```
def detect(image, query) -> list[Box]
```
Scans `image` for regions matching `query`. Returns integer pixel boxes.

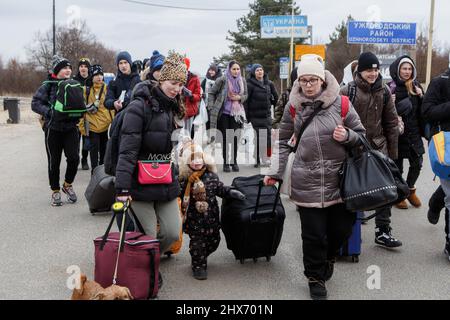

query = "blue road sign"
[279,57,289,79]
[261,15,308,39]
[347,21,416,45]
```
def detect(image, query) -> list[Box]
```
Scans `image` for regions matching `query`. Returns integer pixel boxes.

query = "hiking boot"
[308,277,327,300]
[324,258,336,281]
[428,208,441,225]
[375,226,402,248]
[193,269,207,280]
[407,187,422,208]
[223,165,231,173]
[51,191,63,207]
[232,164,240,172]
[81,159,89,170]
[62,184,77,203]
[395,199,408,210]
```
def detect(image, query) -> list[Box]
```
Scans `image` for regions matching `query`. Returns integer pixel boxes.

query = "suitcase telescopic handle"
[254,178,283,217]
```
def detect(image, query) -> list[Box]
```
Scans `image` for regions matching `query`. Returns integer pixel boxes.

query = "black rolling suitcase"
[221,174,285,264]
[84,165,116,214]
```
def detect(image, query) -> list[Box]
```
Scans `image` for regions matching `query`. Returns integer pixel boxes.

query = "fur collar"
[178,153,217,179]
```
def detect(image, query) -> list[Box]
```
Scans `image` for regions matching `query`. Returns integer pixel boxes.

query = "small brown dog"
[71,274,134,300]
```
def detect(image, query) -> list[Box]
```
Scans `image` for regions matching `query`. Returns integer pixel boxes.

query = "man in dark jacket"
[105,51,141,114]
[73,57,92,170]
[341,52,401,249]
[31,55,80,207]
[246,64,278,167]
[422,68,450,260]
[73,57,93,88]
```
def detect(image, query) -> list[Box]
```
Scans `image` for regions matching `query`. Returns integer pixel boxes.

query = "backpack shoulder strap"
[134,97,153,132]
[383,85,391,107]
[347,82,357,104]
[341,95,350,121]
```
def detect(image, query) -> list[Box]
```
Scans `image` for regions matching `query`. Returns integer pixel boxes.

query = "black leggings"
[218,114,240,165]
[88,131,108,172]
[45,127,80,191]
[298,204,356,281]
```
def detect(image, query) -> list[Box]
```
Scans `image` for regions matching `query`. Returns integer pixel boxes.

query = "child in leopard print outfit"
[179,141,244,280]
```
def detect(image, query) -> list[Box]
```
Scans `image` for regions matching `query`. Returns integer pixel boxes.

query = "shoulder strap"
[135,97,153,132]
[383,85,391,107]
[293,106,322,153]
[348,82,357,104]
[341,95,350,121]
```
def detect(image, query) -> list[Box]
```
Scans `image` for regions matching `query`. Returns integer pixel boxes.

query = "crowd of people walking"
[30,48,450,300]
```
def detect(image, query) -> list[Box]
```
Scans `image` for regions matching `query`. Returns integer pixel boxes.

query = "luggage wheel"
[352,255,359,263]
[240,258,245,264]
[266,256,271,262]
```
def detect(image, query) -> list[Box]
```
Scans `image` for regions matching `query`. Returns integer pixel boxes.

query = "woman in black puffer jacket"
[115,51,187,253]
[389,55,425,209]
[246,64,278,167]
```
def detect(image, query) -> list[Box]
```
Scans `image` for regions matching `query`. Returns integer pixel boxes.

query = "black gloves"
[86,102,99,114]
[229,189,246,200]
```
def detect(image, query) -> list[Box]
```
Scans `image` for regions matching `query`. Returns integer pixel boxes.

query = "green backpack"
[45,79,86,118]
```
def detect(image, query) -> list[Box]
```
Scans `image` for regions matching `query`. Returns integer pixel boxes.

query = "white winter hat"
[297,54,325,81]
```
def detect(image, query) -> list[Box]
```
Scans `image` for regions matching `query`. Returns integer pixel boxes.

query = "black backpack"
[104,97,152,176]
[55,79,86,116]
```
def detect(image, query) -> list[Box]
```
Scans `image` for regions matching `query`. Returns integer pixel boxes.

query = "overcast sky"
[1,0,448,74]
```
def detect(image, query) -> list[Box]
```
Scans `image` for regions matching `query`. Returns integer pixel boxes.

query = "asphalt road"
[1,105,449,300]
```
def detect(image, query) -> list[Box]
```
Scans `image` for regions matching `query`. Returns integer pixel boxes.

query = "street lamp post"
[53,0,56,56]
[425,0,435,89]
[288,1,295,88]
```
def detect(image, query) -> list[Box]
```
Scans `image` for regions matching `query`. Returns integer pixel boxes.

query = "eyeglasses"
[299,78,319,86]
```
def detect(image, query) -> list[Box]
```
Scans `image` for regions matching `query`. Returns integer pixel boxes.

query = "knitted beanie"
[91,64,104,77]
[78,57,91,69]
[296,54,325,81]
[116,51,132,66]
[357,52,380,72]
[159,51,187,84]
[52,55,72,75]
[149,50,165,71]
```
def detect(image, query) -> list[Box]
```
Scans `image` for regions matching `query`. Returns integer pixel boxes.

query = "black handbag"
[339,134,400,212]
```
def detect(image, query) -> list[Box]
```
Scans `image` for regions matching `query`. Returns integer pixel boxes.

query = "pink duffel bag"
[94,204,161,300]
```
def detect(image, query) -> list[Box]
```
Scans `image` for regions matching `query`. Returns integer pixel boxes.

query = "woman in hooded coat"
[388,55,425,209]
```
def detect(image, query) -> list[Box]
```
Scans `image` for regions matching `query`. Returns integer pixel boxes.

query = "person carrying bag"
[339,133,409,214]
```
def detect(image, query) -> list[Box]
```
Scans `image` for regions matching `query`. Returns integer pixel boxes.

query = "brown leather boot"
[407,187,422,208]
[395,199,408,209]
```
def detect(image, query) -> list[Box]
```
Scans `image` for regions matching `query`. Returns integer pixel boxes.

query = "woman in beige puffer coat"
[265,55,365,300]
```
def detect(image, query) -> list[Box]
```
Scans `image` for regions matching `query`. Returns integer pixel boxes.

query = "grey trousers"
[132,199,181,253]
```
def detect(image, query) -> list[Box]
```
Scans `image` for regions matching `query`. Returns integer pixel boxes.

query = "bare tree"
[26,20,116,73]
